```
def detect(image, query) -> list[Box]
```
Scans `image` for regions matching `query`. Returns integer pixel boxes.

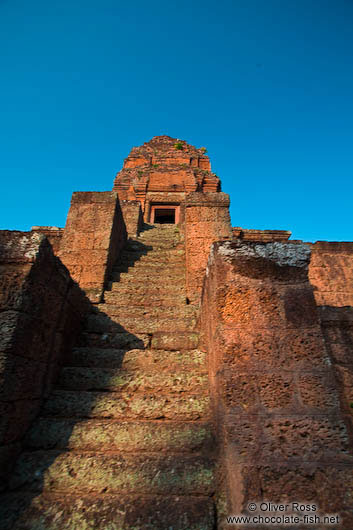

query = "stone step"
[57,366,208,393]
[103,290,187,306]
[135,242,180,249]
[115,250,184,261]
[134,241,180,250]
[1,492,215,530]
[98,304,194,321]
[137,232,180,239]
[139,224,180,230]
[137,229,180,237]
[115,256,185,269]
[142,224,180,230]
[135,227,180,235]
[108,282,186,295]
[113,275,185,289]
[120,246,184,258]
[110,275,185,286]
[67,347,206,369]
[113,257,184,271]
[76,330,200,353]
[25,418,213,452]
[43,390,210,420]
[79,330,150,350]
[140,246,184,256]
[85,310,193,334]
[140,248,185,258]
[112,261,185,274]
[83,312,196,335]
[98,314,195,333]
[11,451,215,496]
[151,331,200,350]
[137,232,180,240]
[116,269,185,282]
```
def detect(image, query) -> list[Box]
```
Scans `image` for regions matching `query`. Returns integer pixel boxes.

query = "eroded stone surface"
[201,236,353,529]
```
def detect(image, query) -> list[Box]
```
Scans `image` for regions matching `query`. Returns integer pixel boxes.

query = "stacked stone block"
[0,232,89,498]
[1,224,216,529]
[200,240,353,528]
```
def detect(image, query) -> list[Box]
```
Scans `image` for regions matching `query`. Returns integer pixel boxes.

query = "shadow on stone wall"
[318,305,353,437]
[0,236,182,529]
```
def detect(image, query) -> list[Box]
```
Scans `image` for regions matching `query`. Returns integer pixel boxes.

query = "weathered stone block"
[0,353,46,400]
[262,416,351,460]
[258,373,294,410]
[298,373,340,410]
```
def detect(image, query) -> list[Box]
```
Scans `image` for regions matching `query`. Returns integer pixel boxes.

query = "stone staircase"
[2,224,216,529]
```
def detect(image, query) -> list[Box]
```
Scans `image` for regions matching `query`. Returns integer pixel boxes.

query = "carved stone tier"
[113,136,220,210]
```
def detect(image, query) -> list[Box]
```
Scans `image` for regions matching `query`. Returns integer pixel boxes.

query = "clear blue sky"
[1,0,352,241]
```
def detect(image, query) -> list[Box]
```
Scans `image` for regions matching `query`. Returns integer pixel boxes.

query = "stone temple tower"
[113,135,221,216]
[113,135,232,304]
[1,135,352,529]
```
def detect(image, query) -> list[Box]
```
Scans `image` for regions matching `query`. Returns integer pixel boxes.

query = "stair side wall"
[119,200,144,238]
[200,240,353,528]
[185,192,232,305]
[309,241,353,308]
[0,231,90,490]
[58,192,127,303]
[309,241,353,444]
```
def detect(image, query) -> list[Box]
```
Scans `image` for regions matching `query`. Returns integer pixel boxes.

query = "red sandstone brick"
[262,416,350,460]
[220,327,329,371]
[220,373,258,411]
[79,265,107,286]
[258,373,294,410]
[298,373,340,410]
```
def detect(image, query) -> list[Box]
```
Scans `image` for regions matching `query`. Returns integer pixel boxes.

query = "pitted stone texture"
[218,327,330,371]
[223,412,352,463]
[309,242,353,307]
[201,237,352,525]
[221,463,353,527]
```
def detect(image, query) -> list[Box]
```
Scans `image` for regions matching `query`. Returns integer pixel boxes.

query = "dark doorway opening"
[154,208,176,224]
